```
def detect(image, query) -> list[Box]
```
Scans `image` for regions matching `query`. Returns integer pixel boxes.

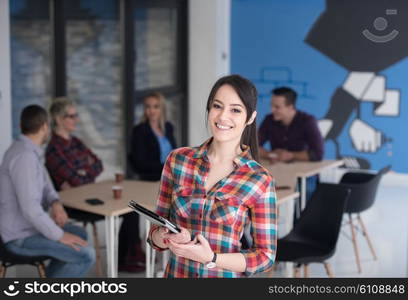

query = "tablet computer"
[128,200,181,233]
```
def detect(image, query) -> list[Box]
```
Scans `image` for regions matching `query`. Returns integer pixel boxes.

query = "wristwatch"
[205,252,217,269]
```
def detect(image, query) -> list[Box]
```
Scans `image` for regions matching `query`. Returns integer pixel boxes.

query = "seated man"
[259,87,324,163]
[0,105,95,278]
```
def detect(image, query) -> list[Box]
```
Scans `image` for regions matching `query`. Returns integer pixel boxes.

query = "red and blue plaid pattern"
[150,138,277,277]
[45,133,103,190]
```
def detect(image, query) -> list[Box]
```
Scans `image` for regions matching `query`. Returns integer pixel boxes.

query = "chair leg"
[349,214,362,273]
[304,264,310,278]
[37,263,46,278]
[323,263,334,278]
[267,263,276,278]
[357,214,377,260]
[0,264,6,278]
[91,222,104,277]
[294,264,302,278]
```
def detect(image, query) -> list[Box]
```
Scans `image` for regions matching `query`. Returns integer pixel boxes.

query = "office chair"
[0,235,49,278]
[276,183,350,277]
[339,165,391,273]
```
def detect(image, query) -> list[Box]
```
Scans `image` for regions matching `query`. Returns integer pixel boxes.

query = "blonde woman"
[129,92,177,181]
[45,97,103,190]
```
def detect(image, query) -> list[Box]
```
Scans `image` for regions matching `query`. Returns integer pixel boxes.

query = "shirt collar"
[193,137,253,168]
[19,135,44,158]
[51,132,72,146]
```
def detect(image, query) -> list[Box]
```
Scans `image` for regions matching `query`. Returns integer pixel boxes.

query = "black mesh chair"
[276,183,350,277]
[339,165,391,273]
[0,236,50,278]
[64,207,104,277]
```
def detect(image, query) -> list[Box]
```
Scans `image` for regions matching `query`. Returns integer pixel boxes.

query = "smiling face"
[208,84,255,144]
[271,95,295,122]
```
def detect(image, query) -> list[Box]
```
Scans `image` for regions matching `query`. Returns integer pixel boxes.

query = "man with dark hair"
[20,105,49,135]
[258,86,324,163]
[272,87,297,106]
[0,105,95,277]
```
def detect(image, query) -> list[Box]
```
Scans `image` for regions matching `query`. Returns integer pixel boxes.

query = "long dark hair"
[206,74,259,162]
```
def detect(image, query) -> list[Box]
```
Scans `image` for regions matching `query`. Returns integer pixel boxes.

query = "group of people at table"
[0,74,324,278]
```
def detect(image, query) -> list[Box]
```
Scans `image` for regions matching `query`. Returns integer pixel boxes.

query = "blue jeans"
[5,223,95,278]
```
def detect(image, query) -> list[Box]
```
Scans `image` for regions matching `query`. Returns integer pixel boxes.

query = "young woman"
[148,75,277,277]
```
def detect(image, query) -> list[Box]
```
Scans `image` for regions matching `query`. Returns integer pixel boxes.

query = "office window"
[65,0,122,175]
[10,0,51,138]
[9,0,187,175]
[134,6,178,91]
[133,0,187,147]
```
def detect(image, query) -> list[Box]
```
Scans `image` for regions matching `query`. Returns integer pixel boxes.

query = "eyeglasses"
[63,113,79,119]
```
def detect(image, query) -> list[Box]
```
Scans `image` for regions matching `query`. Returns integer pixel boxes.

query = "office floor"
[6,185,408,278]
[270,185,408,278]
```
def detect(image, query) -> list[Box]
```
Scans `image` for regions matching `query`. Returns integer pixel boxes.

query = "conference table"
[261,159,344,211]
[59,179,159,278]
[59,179,299,278]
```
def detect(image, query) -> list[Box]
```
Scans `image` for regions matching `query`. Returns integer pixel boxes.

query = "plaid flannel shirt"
[149,138,277,277]
[45,133,103,190]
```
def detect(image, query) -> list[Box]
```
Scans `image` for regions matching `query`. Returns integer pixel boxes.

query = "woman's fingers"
[196,234,206,244]
[163,227,191,244]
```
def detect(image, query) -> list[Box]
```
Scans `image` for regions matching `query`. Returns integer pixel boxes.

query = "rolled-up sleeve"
[240,176,277,276]
[10,153,63,241]
[147,151,175,251]
[305,116,324,161]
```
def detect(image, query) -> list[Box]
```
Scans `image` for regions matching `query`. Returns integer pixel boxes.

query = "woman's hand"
[167,234,214,264]
[163,227,191,244]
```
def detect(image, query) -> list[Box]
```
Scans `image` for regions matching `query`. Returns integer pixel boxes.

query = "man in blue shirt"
[0,105,95,277]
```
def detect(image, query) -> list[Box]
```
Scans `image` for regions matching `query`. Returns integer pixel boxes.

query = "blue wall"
[231,0,408,172]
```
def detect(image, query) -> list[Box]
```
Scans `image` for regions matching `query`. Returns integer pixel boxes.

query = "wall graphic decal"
[305,0,406,168]
[231,0,408,172]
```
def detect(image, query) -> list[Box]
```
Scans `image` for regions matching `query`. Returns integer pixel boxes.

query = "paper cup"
[112,185,123,199]
[115,172,124,183]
